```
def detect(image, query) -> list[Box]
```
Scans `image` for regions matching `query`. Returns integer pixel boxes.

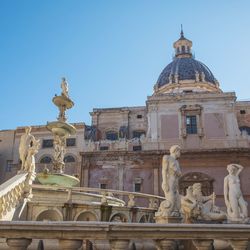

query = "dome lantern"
[173,26,193,59]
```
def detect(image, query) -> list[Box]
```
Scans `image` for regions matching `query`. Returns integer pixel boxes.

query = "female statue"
[224,164,248,221]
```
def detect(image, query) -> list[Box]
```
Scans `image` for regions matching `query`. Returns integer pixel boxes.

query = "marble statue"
[181,183,226,223]
[19,127,35,170]
[61,77,69,98]
[224,164,248,222]
[156,145,182,219]
[23,138,40,173]
[181,186,201,223]
[53,135,66,172]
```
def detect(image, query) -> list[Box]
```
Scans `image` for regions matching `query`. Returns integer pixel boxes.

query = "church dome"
[154,29,221,94]
[157,57,217,87]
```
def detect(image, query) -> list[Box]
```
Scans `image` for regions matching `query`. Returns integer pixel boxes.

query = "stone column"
[192,240,213,250]
[110,240,130,250]
[6,238,32,250]
[155,239,176,250]
[58,239,83,250]
[230,240,249,250]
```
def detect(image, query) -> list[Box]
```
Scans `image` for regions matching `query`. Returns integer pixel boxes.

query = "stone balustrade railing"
[32,184,164,209]
[0,221,249,249]
[0,173,28,220]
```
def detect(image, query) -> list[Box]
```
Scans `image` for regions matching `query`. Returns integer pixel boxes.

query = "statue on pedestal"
[23,137,40,173]
[19,127,35,171]
[155,145,182,222]
[61,77,69,98]
[224,164,248,223]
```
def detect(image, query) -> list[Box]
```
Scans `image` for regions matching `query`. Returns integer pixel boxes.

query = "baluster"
[101,191,108,204]
[128,194,135,207]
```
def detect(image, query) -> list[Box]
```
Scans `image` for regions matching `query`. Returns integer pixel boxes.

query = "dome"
[157,57,217,88]
[154,29,220,94]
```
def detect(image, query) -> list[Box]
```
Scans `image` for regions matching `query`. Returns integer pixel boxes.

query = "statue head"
[192,183,202,196]
[170,145,181,159]
[186,186,193,196]
[25,126,32,134]
[227,164,238,175]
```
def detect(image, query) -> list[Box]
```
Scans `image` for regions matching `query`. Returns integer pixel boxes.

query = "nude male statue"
[161,145,182,215]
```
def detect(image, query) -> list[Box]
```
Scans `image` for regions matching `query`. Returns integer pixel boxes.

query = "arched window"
[64,155,76,163]
[106,131,118,141]
[40,156,52,164]
[179,172,214,196]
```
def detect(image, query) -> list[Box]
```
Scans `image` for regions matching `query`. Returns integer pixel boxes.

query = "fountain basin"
[52,95,74,109]
[36,172,80,187]
[47,121,76,137]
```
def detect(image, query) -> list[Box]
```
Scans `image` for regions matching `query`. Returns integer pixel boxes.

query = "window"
[181,45,185,52]
[240,110,246,114]
[100,183,107,189]
[186,115,197,134]
[66,138,76,147]
[100,146,109,151]
[134,177,142,192]
[133,131,145,139]
[133,145,142,151]
[40,156,52,164]
[42,139,53,148]
[64,155,76,163]
[137,114,143,119]
[5,160,13,172]
[106,131,118,141]
[180,104,203,138]
[239,126,250,135]
[134,183,141,192]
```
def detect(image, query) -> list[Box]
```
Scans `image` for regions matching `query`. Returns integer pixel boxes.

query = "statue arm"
[235,164,243,176]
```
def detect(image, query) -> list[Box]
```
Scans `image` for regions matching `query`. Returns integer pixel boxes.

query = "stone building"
[0,30,250,210]
[0,123,84,184]
[1,31,250,250]
[80,31,250,209]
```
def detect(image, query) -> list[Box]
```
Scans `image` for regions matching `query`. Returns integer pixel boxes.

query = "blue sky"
[1,1,250,130]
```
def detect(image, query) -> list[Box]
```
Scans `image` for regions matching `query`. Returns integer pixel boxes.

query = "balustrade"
[0,173,30,220]
[0,222,249,250]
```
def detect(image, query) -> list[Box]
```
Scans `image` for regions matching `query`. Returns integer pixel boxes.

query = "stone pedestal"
[155,239,176,250]
[6,238,32,250]
[110,240,130,250]
[192,240,213,250]
[230,240,249,250]
[58,239,83,250]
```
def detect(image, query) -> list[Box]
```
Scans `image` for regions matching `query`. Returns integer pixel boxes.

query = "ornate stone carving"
[53,135,66,173]
[181,183,226,223]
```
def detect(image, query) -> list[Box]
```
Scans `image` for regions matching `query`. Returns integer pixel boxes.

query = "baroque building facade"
[80,31,250,210]
[1,31,250,211]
